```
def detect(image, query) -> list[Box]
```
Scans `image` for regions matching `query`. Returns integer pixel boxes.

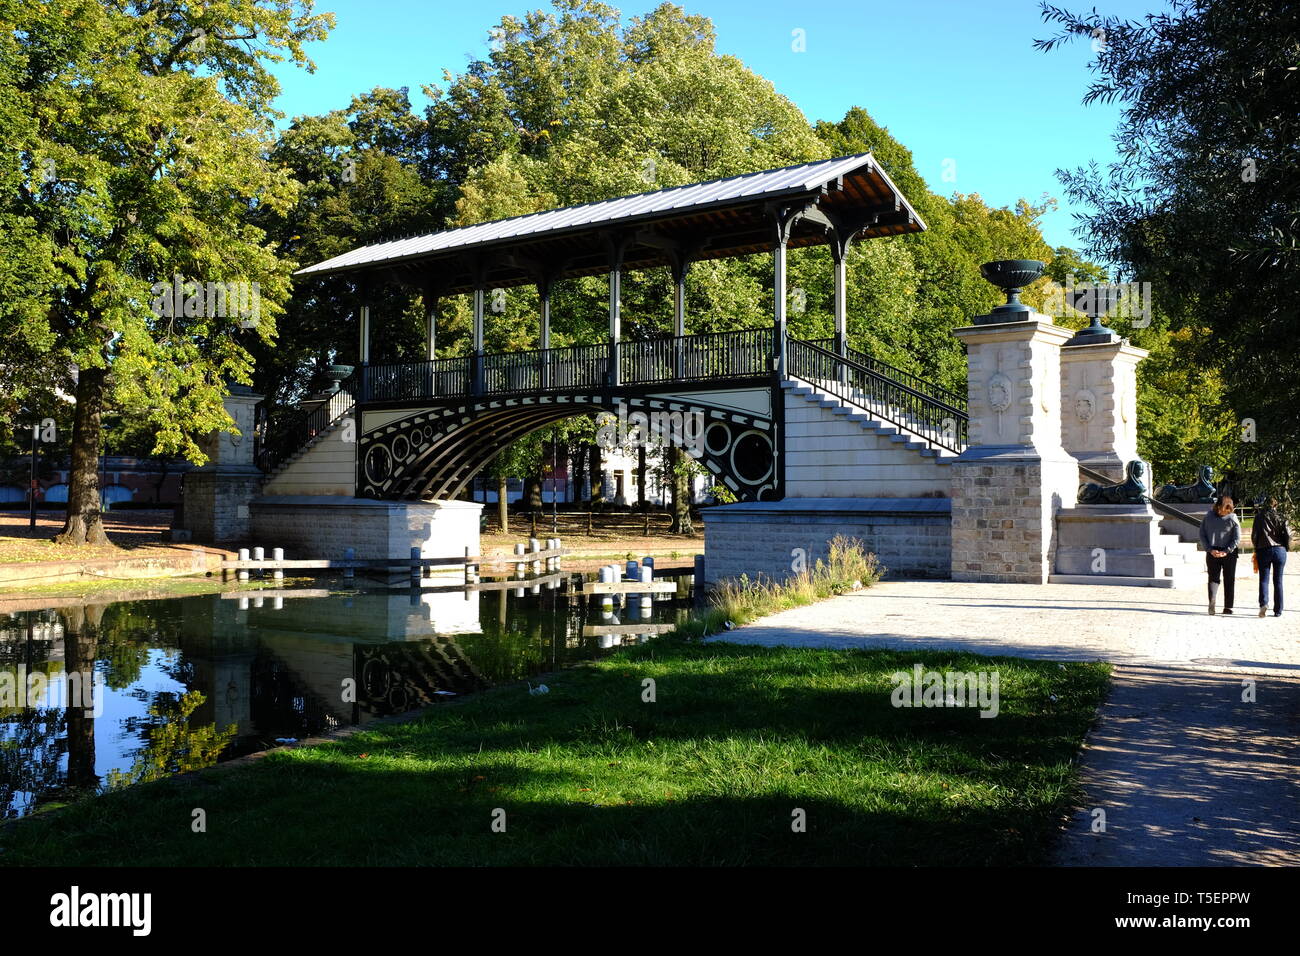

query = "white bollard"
[237,547,249,582]
[344,547,355,579]
[515,542,526,577]
[272,547,284,581]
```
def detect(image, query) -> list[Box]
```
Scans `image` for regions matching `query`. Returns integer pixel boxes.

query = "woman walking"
[1252,496,1291,617]
[1200,496,1241,614]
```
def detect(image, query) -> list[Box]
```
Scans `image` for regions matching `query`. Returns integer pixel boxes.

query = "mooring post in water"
[272,547,284,581]
[343,547,355,579]
[625,558,638,580]
[529,537,541,575]
[515,541,526,578]
[599,565,614,615]
[639,564,655,612]
[237,548,249,582]
[411,547,422,585]
[252,546,265,579]
[464,546,478,586]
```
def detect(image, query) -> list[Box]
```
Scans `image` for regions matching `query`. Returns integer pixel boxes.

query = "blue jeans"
[1258,546,1287,613]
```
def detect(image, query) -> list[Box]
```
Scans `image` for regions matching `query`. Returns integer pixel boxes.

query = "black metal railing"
[258,377,357,473]
[482,342,610,394]
[788,338,968,453]
[352,329,775,403]
[363,355,471,402]
[805,337,967,411]
[622,328,773,385]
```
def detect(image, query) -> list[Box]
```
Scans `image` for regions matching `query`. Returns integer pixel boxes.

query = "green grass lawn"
[0,640,1109,866]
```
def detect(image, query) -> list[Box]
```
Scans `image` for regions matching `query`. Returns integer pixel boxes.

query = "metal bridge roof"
[295,152,926,293]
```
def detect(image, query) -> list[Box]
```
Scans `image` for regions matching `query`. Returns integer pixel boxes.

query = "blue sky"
[269,0,1168,250]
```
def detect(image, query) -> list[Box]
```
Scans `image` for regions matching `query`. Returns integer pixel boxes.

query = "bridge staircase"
[258,382,357,494]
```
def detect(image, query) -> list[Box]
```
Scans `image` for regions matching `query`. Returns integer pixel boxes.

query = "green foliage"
[1,0,333,463]
[1037,0,1299,496]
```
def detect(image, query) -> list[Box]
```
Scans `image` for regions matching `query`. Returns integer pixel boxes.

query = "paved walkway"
[706,571,1300,866]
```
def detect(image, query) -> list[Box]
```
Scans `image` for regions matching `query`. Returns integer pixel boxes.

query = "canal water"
[0,568,693,819]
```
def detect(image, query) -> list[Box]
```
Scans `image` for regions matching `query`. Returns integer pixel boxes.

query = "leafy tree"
[2,0,331,544]
[1037,0,1299,505]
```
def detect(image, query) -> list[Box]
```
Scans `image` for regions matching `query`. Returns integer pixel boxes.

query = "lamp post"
[28,417,56,529]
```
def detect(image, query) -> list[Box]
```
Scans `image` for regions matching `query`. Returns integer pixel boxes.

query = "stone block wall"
[249,496,481,561]
[702,498,951,586]
[180,472,263,544]
[950,455,1080,583]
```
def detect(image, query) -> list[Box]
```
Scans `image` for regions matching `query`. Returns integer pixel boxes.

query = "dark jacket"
[1252,507,1292,551]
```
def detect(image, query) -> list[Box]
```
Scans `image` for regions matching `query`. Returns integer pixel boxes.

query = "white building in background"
[472,445,708,506]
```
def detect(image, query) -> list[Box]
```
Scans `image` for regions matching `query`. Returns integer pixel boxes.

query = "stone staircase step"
[1048,574,1180,588]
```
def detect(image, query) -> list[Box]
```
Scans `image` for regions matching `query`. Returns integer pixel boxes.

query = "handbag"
[1252,552,1259,573]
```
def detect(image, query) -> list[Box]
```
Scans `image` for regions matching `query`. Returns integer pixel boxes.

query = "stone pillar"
[950,313,1078,583]
[178,385,264,544]
[1059,339,1147,482]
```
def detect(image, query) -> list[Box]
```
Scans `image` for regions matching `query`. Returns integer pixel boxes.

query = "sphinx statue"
[1079,459,1148,505]
[1155,464,1217,504]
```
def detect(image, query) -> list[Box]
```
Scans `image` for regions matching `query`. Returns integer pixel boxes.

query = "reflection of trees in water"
[105,691,235,789]
[96,600,180,690]
[0,709,67,819]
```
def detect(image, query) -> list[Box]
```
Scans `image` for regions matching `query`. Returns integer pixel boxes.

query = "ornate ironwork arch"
[357,392,779,503]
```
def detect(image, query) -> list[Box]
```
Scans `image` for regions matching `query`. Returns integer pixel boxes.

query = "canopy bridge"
[286,153,966,502]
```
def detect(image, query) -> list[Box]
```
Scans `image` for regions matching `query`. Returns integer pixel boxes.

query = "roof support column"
[604,232,633,388]
[468,256,490,397]
[824,206,874,385]
[769,205,803,378]
[539,275,553,390]
[425,294,438,361]
[472,285,485,395]
[420,278,444,398]
[670,253,693,378]
[356,277,372,401]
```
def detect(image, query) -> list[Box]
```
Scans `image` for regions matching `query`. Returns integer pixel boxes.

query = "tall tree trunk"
[497,474,509,535]
[671,446,693,535]
[55,367,110,546]
[572,444,586,504]
[588,442,603,511]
